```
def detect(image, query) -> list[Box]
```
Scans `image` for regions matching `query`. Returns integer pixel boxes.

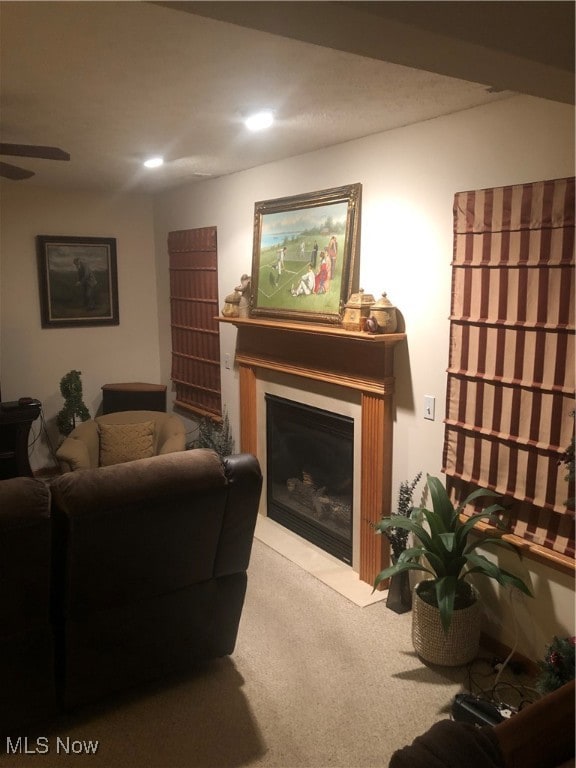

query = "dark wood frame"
[36,235,119,328]
[250,183,362,324]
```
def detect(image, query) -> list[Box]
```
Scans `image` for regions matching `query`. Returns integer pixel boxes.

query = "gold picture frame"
[250,183,361,324]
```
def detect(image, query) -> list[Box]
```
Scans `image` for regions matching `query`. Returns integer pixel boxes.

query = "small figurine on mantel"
[221,273,251,319]
[237,273,251,318]
[221,286,241,318]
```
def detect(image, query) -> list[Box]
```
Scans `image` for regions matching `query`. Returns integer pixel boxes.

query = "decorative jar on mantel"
[342,289,375,331]
[369,292,398,334]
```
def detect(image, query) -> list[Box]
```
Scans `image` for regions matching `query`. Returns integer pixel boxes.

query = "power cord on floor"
[492,586,522,689]
[30,407,62,472]
[451,653,541,727]
[490,587,541,709]
[470,660,540,707]
[462,588,542,713]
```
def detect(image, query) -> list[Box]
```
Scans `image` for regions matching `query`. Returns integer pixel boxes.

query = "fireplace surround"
[220,316,406,586]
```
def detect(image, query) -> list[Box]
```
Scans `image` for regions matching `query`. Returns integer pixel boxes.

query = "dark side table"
[101,383,167,414]
[0,400,42,479]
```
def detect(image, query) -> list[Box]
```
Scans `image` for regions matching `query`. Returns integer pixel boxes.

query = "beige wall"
[0,186,162,469]
[153,94,575,660]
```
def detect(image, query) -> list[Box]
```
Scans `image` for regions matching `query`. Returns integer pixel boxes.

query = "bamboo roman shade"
[168,227,222,418]
[443,177,575,558]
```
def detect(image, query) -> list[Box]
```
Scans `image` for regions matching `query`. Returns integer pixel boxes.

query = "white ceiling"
[0,1,573,194]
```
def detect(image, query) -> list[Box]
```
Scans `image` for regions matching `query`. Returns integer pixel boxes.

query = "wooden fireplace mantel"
[219,316,406,585]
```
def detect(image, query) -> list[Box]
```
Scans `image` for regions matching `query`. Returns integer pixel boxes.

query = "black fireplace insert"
[265,394,353,564]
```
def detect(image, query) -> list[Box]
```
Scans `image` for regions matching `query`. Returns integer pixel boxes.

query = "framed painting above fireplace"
[250,183,362,324]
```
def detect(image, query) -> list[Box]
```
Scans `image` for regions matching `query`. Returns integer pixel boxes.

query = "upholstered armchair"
[56,410,187,472]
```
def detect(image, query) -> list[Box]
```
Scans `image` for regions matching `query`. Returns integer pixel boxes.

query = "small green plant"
[537,636,576,694]
[188,411,235,457]
[374,475,532,632]
[384,472,422,563]
[56,370,90,436]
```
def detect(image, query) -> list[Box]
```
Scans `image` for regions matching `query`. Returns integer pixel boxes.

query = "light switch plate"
[424,395,435,421]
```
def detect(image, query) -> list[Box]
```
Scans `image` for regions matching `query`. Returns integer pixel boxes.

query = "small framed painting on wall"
[36,235,119,328]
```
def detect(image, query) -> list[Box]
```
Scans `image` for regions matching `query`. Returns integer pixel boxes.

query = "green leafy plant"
[187,411,235,457]
[56,370,90,436]
[536,635,576,694]
[374,475,532,632]
[384,472,422,563]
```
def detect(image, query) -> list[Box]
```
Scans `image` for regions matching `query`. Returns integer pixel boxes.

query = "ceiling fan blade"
[0,143,70,161]
[0,161,35,180]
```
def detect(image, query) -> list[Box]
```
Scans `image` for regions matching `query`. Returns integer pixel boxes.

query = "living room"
[0,3,574,764]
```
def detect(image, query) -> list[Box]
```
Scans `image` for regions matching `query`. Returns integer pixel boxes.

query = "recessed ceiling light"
[245,110,274,132]
[143,156,164,168]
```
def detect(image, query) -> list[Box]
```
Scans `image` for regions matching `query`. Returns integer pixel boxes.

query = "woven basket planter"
[411,582,482,666]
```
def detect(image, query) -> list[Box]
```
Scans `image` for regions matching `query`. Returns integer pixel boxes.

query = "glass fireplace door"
[265,394,353,564]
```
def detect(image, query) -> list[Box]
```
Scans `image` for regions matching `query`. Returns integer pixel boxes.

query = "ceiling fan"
[0,142,70,180]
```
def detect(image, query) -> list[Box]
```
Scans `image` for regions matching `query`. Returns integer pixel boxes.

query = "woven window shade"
[168,227,222,418]
[443,177,575,558]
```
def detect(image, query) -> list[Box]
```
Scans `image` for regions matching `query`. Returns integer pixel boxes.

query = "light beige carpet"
[2,539,531,768]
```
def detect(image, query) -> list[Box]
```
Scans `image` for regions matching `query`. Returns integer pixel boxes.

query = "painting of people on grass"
[251,184,361,324]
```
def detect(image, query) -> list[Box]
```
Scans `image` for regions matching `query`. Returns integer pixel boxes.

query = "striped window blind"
[443,177,575,558]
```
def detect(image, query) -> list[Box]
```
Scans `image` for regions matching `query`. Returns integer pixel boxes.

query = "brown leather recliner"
[0,477,57,734]
[388,679,575,768]
[0,449,262,730]
[49,448,262,709]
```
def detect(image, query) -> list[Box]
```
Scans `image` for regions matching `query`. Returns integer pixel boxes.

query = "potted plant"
[56,370,90,437]
[374,474,532,666]
[187,410,235,457]
[536,636,576,694]
[381,471,422,613]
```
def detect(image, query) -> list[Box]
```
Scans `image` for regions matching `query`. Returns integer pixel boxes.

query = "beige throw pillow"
[99,421,155,467]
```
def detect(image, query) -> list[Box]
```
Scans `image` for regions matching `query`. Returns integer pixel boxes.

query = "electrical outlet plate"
[424,395,435,421]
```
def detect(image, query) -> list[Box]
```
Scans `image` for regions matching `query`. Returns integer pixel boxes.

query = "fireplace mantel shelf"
[219,316,406,346]
[219,315,406,397]
[219,314,406,585]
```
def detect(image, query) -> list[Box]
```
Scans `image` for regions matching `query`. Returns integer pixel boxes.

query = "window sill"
[465,516,575,577]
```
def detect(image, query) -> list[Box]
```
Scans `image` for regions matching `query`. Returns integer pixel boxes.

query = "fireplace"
[219,316,405,585]
[266,394,353,564]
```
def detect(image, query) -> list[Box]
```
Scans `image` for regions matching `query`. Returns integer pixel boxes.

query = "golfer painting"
[36,235,119,328]
[73,255,98,310]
